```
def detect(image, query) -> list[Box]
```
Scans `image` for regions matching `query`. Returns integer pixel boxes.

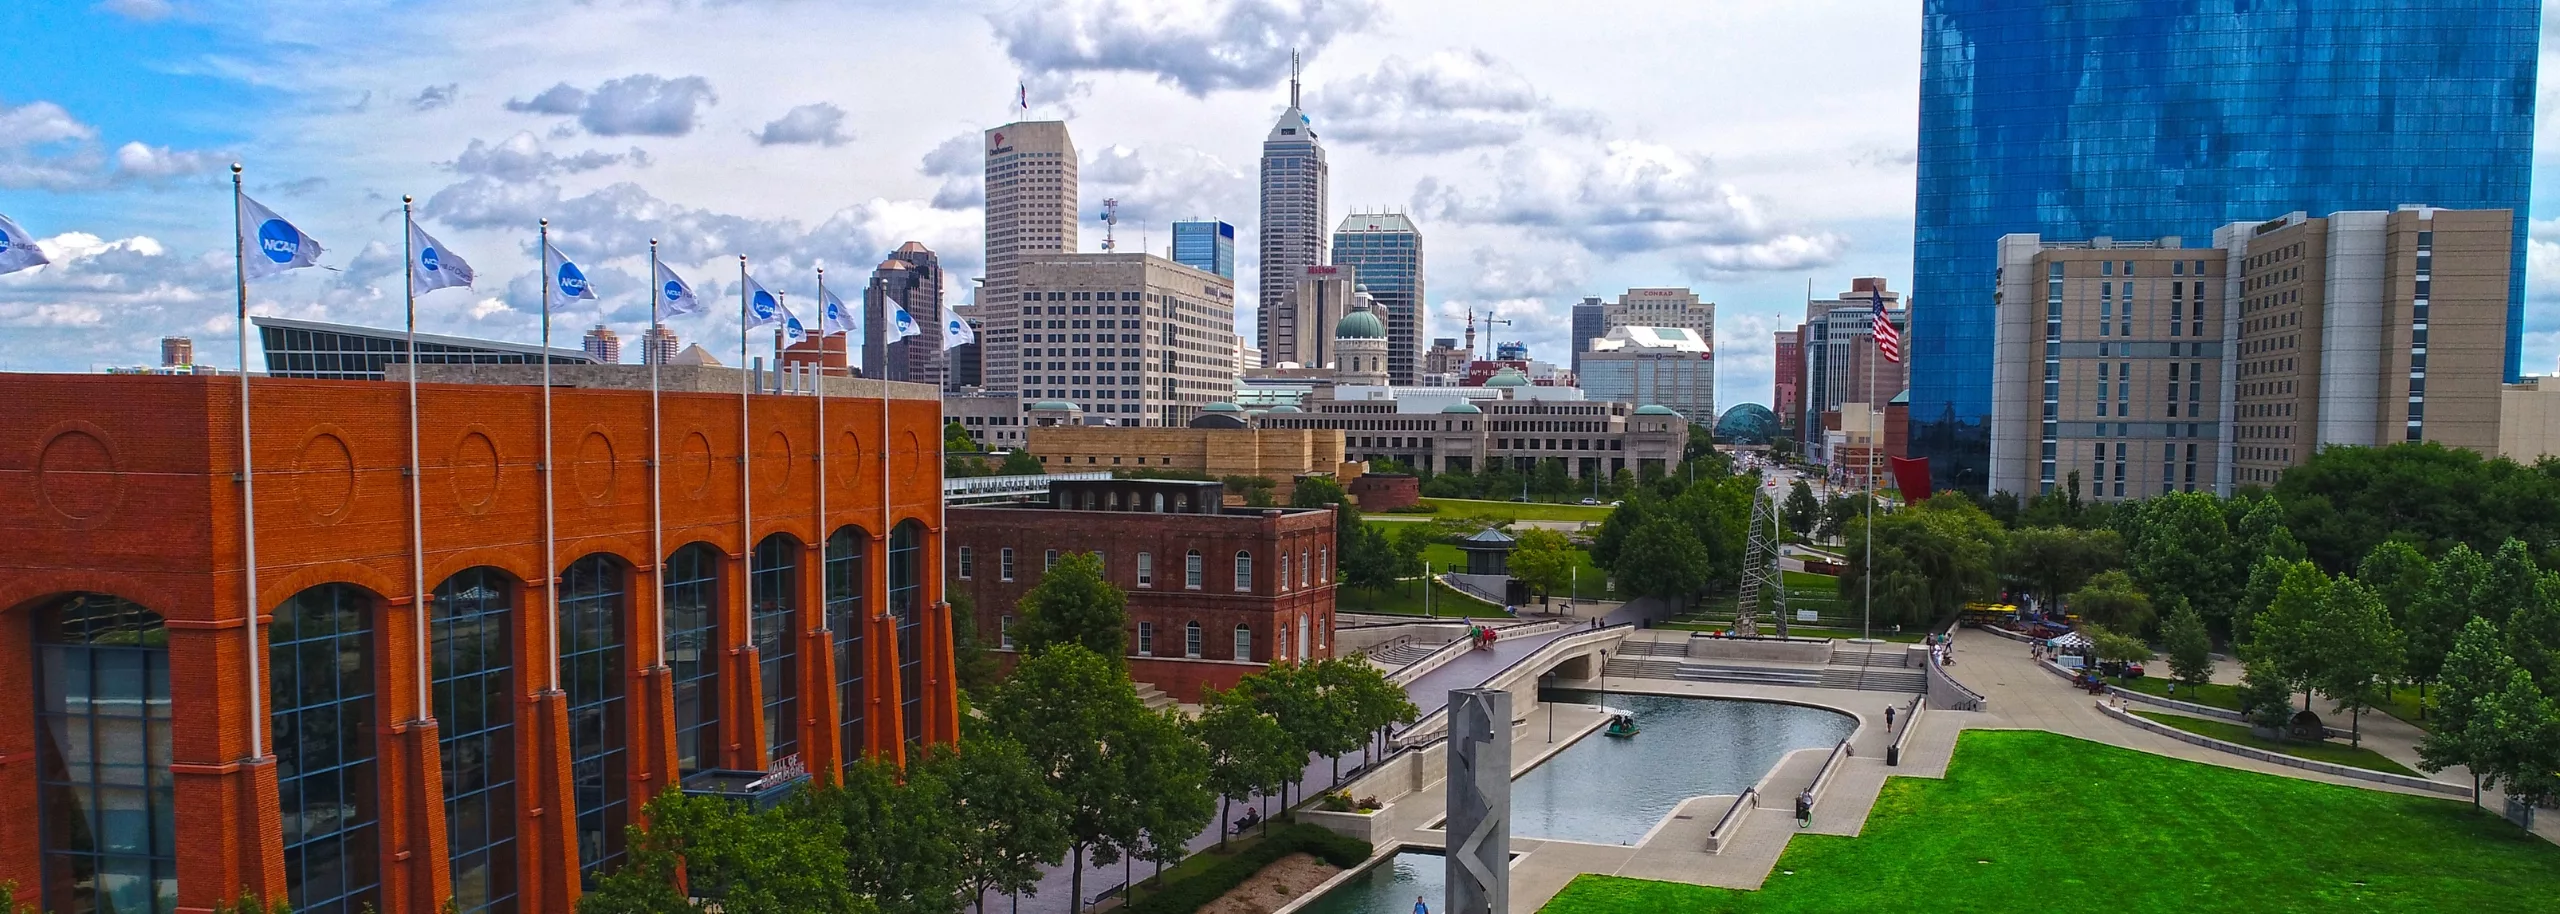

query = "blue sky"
[1,0,2554,413]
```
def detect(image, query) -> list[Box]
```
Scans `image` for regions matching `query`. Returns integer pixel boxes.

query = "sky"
[1,0,2556,414]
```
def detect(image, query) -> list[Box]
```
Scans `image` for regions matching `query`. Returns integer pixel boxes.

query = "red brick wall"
[1347,473,1420,511]
[0,373,950,913]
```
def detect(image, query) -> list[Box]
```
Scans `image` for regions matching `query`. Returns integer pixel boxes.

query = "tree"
[2476,668,2560,813]
[2233,554,2290,647]
[1012,552,1128,665]
[1507,528,1577,602]
[1818,492,1860,541]
[2089,626,2152,668]
[1193,689,1300,849]
[2067,570,2155,635]
[2419,617,2520,806]
[983,645,1156,913]
[1843,495,2006,630]
[1613,518,1711,610]
[1782,479,1819,536]
[939,735,1071,914]
[2245,560,2331,709]
[1232,661,1326,808]
[1321,656,1418,773]
[2006,526,2123,612]
[581,789,865,914]
[997,449,1043,475]
[946,421,979,453]
[2482,538,2543,629]
[2405,544,2489,710]
[2314,578,2404,745]
[2355,540,2433,641]
[2273,442,2560,571]
[1533,457,1572,496]
[2124,492,2241,640]
[825,754,963,914]
[1588,491,1653,570]
[1123,706,1215,894]
[2159,597,2213,691]
[1222,475,1278,507]
[946,583,1001,698]
[2238,664,2297,731]
[2506,574,2560,692]
[1291,475,1349,508]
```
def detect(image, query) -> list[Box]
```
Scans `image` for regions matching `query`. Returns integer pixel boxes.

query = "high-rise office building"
[1331,212,1424,385]
[1913,1,2538,492]
[1773,329,1803,434]
[641,323,680,365]
[1173,220,1236,279]
[1013,252,1239,427]
[1603,288,1713,342]
[582,324,621,364]
[1269,263,1359,370]
[944,306,985,391]
[982,121,1079,394]
[1570,297,1606,376]
[160,336,192,368]
[1799,279,1907,459]
[866,242,946,385]
[1581,325,1716,424]
[1258,55,1329,354]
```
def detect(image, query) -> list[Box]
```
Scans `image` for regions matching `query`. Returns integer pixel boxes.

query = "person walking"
[1884,704,1897,730]
[1414,895,1430,914]
[1795,788,1813,829]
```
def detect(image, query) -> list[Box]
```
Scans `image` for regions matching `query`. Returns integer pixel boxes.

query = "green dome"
[1267,405,1304,414]
[1632,404,1681,417]
[1203,401,1244,412]
[1485,367,1530,388]
[1335,309,1387,340]
[1029,400,1081,411]
[1440,401,1483,414]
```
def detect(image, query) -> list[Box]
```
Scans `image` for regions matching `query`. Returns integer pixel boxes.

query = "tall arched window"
[825,527,869,763]
[432,568,517,913]
[35,594,176,914]
[664,544,724,775]
[1279,553,1290,592]
[751,534,801,764]
[1184,621,1203,659]
[1233,551,1253,592]
[889,521,926,747]
[272,583,381,914]
[1184,551,1203,589]
[559,554,629,882]
[1233,624,1253,661]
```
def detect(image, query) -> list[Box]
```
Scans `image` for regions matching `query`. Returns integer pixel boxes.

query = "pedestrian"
[1795,789,1813,829]
[1414,895,1430,914]
[1884,705,1897,729]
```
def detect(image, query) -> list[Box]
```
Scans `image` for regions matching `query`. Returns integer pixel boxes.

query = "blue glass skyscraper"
[1911,0,2539,492]
[1172,219,1236,278]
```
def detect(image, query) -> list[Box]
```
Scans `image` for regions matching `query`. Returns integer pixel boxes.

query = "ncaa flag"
[779,300,809,345]
[406,220,475,296]
[941,313,975,350]
[237,192,323,279]
[655,261,702,318]
[820,287,853,336]
[0,212,51,276]
[544,242,596,302]
[743,273,783,329]
[887,298,920,340]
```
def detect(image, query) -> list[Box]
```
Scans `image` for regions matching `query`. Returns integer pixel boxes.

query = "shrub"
[1387,504,1441,514]
[1126,823,1372,914]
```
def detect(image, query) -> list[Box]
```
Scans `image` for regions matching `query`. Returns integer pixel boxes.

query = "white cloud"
[990,0,1384,97]
[1415,141,1846,276]
[0,100,97,148]
[920,132,983,210]
[97,0,173,21]
[1080,144,1250,230]
[410,83,460,111]
[754,103,852,147]
[1314,49,1601,154]
[505,82,587,115]
[112,142,225,181]
[504,74,718,136]
[448,132,640,182]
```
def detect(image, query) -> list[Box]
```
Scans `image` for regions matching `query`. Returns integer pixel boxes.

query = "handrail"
[1706,787,1758,850]
[1391,622,1634,748]
[1805,738,1852,809]
[1889,695,1924,757]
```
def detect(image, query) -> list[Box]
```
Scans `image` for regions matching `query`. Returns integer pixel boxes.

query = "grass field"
[2114,675,2245,710]
[1414,497,1614,523]
[1538,730,2558,914]
[1780,570,1837,591]
[2129,711,2420,776]
[1334,578,1487,617]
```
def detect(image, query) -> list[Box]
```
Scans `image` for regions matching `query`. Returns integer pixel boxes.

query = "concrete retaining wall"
[1702,789,1757,854]
[2096,702,2471,799]
[1683,636,1834,664]
[1336,622,1467,657]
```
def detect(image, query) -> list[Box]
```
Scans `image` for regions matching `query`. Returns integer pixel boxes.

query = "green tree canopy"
[1614,518,1712,610]
[937,735,1071,914]
[997,449,1044,476]
[2007,526,2124,612]
[1192,688,1301,849]
[2355,540,2433,642]
[984,645,1157,912]
[2407,543,2489,692]
[1843,494,2006,629]
[2163,597,2215,692]
[2481,538,2542,629]
[581,789,866,914]
[1013,552,1129,664]
[826,753,963,914]
[2067,570,2154,635]
[2419,616,2519,804]
[2124,492,2241,639]
[2477,668,2560,810]
[1782,479,1820,536]
[2244,560,2331,705]
[2272,441,2560,571]
[1291,475,1349,508]
[1507,527,1578,600]
[2313,578,2405,745]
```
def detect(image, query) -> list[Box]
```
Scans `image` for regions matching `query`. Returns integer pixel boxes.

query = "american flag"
[1871,290,1902,363]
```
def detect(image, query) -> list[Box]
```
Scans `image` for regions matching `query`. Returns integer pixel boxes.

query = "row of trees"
[1586,461,1756,613]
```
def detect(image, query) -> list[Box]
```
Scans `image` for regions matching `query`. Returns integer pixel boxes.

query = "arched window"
[1184,551,1203,589]
[825,527,868,763]
[664,543,723,775]
[560,554,629,882]
[1233,624,1253,661]
[889,520,927,747]
[1233,551,1253,592]
[1278,553,1290,592]
[752,534,801,764]
[1300,550,1310,588]
[273,583,382,914]
[1320,547,1329,582]
[1184,621,1203,658]
[432,567,517,913]
[35,594,175,914]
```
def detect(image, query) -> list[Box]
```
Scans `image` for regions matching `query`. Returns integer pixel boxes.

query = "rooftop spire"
[1290,48,1301,109]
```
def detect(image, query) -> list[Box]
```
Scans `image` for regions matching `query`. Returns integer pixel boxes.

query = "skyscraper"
[640,323,680,365]
[1602,288,1713,343]
[1912,0,2538,492]
[1570,297,1605,376]
[160,336,193,368]
[866,242,945,385]
[1171,220,1236,278]
[582,324,621,364]
[1258,54,1329,354]
[1014,253,1238,427]
[982,120,1079,394]
[1271,263,1357,370]
[1331,212,1423,385]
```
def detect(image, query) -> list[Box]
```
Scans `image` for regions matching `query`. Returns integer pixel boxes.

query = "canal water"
[1299,692,1853,914]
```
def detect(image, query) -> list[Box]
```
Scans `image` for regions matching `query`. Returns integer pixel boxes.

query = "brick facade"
[1346,472,1420,511]
[947,482,1336,704]
[0,372,953,913]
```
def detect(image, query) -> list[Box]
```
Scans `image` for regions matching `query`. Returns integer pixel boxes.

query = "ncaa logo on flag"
[664,280,685,303]
[753,289,778,320]
[0,228,12,254]
[257,219,301,263]
[557,261,590,297]
[419,247,442,273]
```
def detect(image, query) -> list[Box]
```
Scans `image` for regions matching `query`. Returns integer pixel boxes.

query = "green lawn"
[1415,497,1614,523]
[1335,578,1496,617]
[1780,570,1837,591]
[2130,710,2420,776]
[2379,685,2435,732]
[1538,730,2556,914]
[2114,675,2245,711]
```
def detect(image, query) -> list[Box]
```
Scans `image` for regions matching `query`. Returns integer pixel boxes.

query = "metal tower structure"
[1737,487,1788,638]
[1098,198,1120,253]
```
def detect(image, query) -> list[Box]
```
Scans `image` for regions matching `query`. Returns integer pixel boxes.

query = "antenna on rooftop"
[1290,48,1302,109]
[1099,198,1120,253]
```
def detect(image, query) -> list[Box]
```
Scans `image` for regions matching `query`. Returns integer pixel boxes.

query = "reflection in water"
[1296,850,1445,914]
[1514,691,1852,845]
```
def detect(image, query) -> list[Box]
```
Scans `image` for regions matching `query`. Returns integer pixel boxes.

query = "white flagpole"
[740,255,756,669]
[815,268,830,613]
[1864,295,1876,643]
[232,163,266,760]
[406,198,431,721]
[542,220,561,690]
[649,240,667,666]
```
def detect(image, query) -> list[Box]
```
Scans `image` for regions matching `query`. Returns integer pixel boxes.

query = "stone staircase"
[1132,682,1177,711]
[1602,638,1689,680]
[1601,638,1926,693]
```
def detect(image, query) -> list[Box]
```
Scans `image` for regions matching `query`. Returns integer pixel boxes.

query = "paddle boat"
[1601,707,1640,739]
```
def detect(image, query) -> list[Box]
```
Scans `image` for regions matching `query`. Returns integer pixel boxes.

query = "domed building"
[1332,307,1390,386]
[1714,403,1780,445]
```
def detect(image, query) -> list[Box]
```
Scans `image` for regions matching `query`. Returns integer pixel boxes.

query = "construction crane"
[1098,198,1120,253]
[1479,310,1512,360]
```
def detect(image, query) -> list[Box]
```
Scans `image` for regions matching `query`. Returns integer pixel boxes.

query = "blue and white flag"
[544,242,595,302]
[941,313,975,350]
[887,298,920,340]
[406,219,475,296]
[0,212,50,276]
[743,273,782,329]
[655,261,701,318]
[779,300,809,345]
[237,192,323,279]
[820,287,853,337]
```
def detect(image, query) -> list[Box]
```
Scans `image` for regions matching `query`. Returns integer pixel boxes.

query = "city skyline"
[3,1,2559,415]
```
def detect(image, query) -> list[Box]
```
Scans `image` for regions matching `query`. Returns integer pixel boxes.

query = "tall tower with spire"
[1257,49,1330,361]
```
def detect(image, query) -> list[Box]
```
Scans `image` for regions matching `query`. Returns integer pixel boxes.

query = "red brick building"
[946,479,1336,703]
[1774,329,1802,435]
[1346,472,1420,511]
[0,367,954,914]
